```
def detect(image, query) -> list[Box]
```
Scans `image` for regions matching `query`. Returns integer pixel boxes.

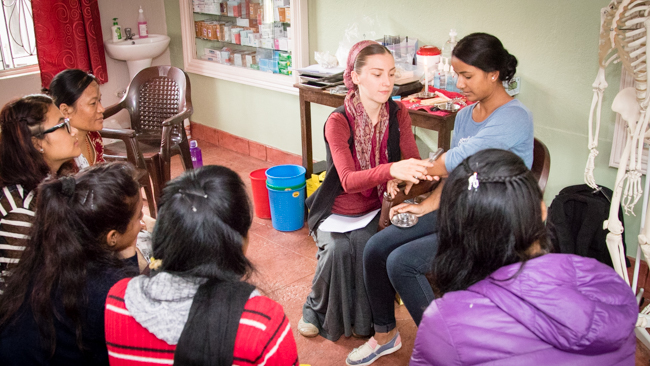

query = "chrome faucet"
[124,28,133,40]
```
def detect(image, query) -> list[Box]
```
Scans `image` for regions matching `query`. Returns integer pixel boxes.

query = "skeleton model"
[586,0,650,349]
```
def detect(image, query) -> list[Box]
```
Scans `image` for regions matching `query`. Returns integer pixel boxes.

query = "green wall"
[165,0,643,256]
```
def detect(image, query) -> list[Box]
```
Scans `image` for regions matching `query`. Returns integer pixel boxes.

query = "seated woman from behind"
[410,149,637,366]
[105,165,299,365]
[0,94,81,282]
[0,162,144,365]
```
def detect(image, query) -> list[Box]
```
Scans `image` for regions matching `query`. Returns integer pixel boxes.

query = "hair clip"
[468,172,479,191]
[179,189,208,199]
[149,257,162,270]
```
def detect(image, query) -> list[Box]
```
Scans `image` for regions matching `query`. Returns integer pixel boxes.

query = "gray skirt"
[302,212,380,341]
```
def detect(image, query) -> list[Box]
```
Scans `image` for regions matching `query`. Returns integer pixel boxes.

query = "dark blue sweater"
[0,255,138,365]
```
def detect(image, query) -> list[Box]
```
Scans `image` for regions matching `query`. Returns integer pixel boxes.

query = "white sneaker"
[346,332,402,366]
[297,317,319,338]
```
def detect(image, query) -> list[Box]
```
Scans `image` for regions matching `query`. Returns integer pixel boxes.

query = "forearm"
[420,180,444,213]
[426,153,449,177]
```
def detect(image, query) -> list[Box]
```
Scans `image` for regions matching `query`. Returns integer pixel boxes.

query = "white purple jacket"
[410,253,637,366]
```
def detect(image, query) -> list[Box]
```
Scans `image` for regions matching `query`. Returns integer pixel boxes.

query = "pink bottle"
[138,6,148,38]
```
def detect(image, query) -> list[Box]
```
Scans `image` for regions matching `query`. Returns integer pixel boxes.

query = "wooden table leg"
[438,122,452,151]
[300,91,313,177]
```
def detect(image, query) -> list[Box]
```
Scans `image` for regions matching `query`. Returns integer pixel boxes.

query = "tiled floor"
[168,140,650,366]
[167,140,416,365]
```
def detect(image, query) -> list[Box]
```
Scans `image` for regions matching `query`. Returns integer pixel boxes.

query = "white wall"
[98,0,172,128]
[0,72,41,105]
[0,0,172,116]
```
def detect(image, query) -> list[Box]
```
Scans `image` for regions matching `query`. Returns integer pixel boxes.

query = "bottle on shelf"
[441,29,457,64]
[138,6,148,38]
[111,18,122,43]
[189,140,203,169]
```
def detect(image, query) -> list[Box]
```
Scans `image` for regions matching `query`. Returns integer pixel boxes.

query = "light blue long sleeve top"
[444,99,534,172]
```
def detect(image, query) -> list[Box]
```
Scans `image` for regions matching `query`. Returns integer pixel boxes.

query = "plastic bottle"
[189,140,203,168]
[447,65,457,92]
[451,66,460,92]
[111,18,122,43]
[138,6,148,38]
[441,29,458,64]
[433,61,443,89]
[440,60,449,90]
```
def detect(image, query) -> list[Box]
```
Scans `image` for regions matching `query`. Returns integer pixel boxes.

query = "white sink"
[104,34,171,79]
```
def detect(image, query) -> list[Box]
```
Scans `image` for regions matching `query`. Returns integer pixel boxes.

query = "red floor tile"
[168,140,650,366]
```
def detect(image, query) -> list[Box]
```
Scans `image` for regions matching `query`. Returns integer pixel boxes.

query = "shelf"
[181,0,308,95]
[195,37,289,52]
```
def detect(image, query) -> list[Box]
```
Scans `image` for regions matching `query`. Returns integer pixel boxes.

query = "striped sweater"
[105,278,299,365]
[0,184,36,286]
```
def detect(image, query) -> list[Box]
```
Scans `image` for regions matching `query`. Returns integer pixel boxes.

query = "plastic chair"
[99,128,157,218]
[102,66,194,207]
[377,138,551,231]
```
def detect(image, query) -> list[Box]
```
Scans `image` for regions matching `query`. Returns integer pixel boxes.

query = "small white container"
[416,46,441,76]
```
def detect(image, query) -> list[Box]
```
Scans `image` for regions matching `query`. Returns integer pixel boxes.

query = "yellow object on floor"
[306,171,326,197]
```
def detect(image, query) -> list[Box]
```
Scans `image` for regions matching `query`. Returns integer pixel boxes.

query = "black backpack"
[546,184,628,268]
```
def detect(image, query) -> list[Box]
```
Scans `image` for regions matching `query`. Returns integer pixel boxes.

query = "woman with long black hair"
[0,163,143,365]
[104,165,298,365]
[410,149,637,365]
[0,94,81,283]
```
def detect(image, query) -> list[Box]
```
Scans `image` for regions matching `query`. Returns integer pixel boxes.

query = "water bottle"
[189,140,203,168]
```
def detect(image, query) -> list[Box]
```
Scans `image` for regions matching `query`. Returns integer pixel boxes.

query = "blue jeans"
[363,210,438,331]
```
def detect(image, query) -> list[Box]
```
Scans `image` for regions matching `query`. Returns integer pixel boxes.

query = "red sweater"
[104,278,299,366]
[326,102,420,215]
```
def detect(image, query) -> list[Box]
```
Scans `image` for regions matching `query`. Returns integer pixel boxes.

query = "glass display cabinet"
[179,0,308,94]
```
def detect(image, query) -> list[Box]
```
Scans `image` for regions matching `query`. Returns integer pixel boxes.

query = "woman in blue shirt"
[347,32,534,366]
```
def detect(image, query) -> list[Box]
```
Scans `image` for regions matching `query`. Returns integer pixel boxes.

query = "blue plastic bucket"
[265,165,306,188]
[267,183,305,232]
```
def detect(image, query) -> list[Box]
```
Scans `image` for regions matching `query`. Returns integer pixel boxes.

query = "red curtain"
[32,0,108,89]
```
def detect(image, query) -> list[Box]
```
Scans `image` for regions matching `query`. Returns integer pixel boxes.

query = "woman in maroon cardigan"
[299,40,433,343]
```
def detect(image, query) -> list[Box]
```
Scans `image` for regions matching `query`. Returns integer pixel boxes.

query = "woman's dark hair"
[48,69,97,108]
[0,162,141,354]
[0,94,55,191]
[354,43,391,75]
[452,32,517,82]
[429,149,550,297]
[152,165,254,281]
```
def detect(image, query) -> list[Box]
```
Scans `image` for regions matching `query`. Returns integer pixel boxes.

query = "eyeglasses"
[33,118,71,137]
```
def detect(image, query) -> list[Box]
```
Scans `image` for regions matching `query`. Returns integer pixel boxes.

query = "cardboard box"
[278,37,288,51]
[236,18,251,27]
[261,38,274,49]
[250,2,260,20]
[278,7,286,23]
[245,53,257,67]
[234,52,243,67]
[220,50,232,64]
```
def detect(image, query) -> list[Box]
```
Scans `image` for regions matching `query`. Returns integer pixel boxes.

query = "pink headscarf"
[342,40,390,200]
[343,40,379,92]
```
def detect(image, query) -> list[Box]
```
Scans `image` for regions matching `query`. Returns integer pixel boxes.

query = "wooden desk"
[296,83,457,176]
